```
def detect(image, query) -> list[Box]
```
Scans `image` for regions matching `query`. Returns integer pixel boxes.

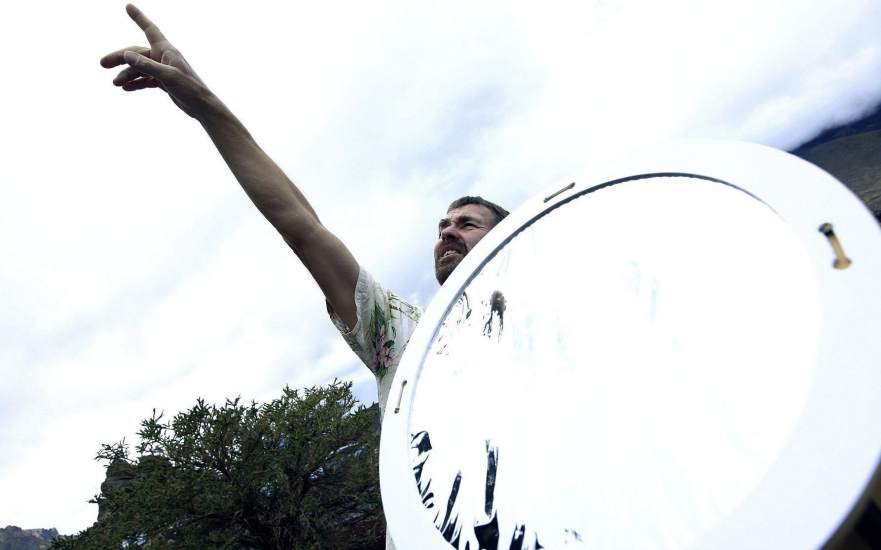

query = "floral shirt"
[328,269,423,419]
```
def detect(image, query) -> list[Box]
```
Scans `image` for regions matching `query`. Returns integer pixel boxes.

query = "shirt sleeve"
[327,268,422,379]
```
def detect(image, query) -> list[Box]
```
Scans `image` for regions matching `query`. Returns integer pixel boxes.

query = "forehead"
[441,204,495,225]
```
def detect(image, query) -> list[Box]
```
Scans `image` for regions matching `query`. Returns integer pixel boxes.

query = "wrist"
[194,92,231,127]
[197,95,253,146]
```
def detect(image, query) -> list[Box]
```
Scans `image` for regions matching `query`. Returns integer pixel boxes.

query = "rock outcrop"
[97,458,137,523]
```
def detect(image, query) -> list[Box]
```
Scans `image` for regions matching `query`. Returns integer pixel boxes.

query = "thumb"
[123,51,173,80]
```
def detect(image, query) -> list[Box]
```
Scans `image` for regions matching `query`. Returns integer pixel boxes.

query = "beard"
[435,258,457,284]
[435,247,467,285]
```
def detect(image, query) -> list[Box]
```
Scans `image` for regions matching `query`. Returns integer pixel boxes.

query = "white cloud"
[1,0,880,534]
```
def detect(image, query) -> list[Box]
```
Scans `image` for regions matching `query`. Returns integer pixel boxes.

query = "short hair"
[447,196,509,226]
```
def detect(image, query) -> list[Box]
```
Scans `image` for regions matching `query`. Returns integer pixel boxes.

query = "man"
[102,9,508,547]
[326,195,508,422]
[100,4,508,430]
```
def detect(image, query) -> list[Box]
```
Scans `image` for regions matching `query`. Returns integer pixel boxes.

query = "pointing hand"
[100,4,213,119]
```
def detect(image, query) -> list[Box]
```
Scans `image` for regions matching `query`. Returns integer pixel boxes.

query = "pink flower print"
[373,323,395,371]
[378,345,393,366]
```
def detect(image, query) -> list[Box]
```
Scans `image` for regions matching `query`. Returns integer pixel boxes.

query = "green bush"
[52,380,384,549]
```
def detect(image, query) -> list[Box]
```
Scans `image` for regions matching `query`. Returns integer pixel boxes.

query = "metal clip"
[394,380,408,414]
[818,223,852,269]
[544,182,575,203]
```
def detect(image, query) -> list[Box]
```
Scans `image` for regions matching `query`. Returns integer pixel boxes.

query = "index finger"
[126,3,167,46]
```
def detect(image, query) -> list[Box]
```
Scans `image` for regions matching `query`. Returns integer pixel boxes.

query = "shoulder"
[328,267,423,376]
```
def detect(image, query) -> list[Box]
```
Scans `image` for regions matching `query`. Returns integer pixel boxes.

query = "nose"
[440,224,461,241]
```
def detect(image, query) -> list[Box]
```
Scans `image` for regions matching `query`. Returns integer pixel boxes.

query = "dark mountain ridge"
[791,102,881,220]
[0,526,58,550]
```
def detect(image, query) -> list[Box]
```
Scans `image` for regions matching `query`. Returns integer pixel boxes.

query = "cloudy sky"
[1,0,880,535]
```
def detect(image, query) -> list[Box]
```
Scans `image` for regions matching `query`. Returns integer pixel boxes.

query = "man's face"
[434,204,497,285]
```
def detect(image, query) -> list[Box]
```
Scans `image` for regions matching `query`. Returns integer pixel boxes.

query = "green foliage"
[52,381,384,549]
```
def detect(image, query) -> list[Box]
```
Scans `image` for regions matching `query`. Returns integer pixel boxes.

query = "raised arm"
[100,4,359,327]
